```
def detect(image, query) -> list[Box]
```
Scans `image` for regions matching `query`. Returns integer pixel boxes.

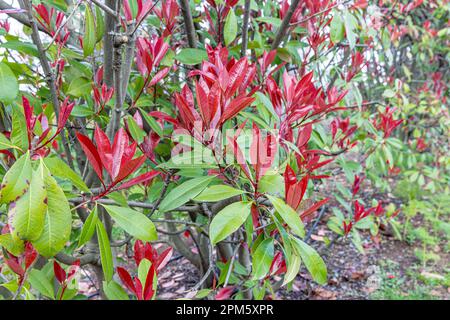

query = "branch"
[90,0,118,18]
[240,0,251,57]
[179,0,197,48]
[270,0,301,50]
[68,197,201,213]
[55,252,98,266]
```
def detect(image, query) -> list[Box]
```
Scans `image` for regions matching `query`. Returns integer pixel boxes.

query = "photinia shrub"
[0,0,447,300]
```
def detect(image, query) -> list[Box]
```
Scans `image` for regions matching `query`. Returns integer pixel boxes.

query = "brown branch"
[179,0,197,48]
[270,0,301,50]
[240,0,251,57]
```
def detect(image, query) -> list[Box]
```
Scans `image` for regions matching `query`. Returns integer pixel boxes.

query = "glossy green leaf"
[330,13,345,43]
[32,173,72,257]
[96,221,114,282]
[139,108,163,138]
[10,162,47,241]
[0,62,18,103]
[252,238,274,280]
[175,48,208,65]
[224,9,237,46]
[28,269,55,299]
[78,206,99,247]
[44,157,90,192]
[268,195,305,238]
[0,151,32,204]
[283,252,301,286]
[291,236,327,285]
[83,5,96,57]
[0,233,24,256]
[194,185,244,202]
[102,205,157,241]
[209,201,252,245]
[95,5,104,42]
[0,132,20,150]
[159,176,215,212]
[103,280,129,300]
[10,105,29,152]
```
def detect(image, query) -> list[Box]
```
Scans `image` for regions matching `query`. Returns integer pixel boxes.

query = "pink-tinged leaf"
[155,247,173,271]
[296,124,312,148]
[116,170,160,191]
[76,132,104,182]
[111,128,129,180]
[66,260,80,282]
[149,67,170,87]
[117,267,136,295]
[220,96,255,124]
[94,125,113,177]
[123,0,133,21]
[215,286,235,300]
[53,261,66,284]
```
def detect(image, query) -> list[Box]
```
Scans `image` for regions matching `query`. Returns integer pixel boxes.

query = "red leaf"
[53,261,66,284]
[114,155,146,185]
[215,286,235,300]
[24,242,37,270]
[111,128,129,180]
[220,96,255,124]
[225,58,247,98]
[94,125,112,177]
[76,132,104,182]
[143,264,155,300]
[116,170,160,191]
[117,267,136,295]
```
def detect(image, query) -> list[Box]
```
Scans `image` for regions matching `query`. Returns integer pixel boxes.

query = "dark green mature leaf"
[252,238,274,280]
[96,221,114,282]
[44,157,90,192]
[268,195,305,238]
[194,185,244,202]
[291,236,327,285]
[102,205,157,241]
[159,176,215,212]
[224,9,237,46]
[10,161,47,241]
[78,206,98,247]
[210,201,252,245]
[67,77,91,97]
[83,5,96,57]
[175,48,208,65]
[0,151,32,204]
[32,172,72,257]
[0,62,18,103]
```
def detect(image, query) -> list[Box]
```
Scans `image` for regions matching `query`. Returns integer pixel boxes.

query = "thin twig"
[90,0,118,18]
